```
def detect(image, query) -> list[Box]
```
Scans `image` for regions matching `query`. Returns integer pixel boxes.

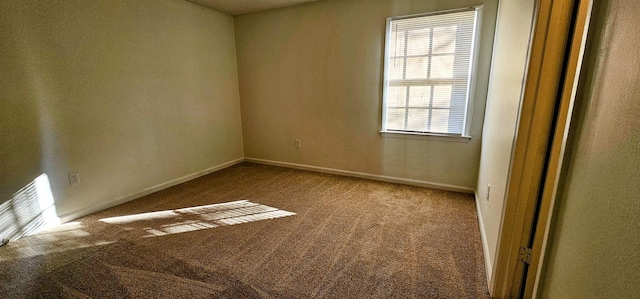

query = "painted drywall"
[0,0,243,224]
[188,0,320,15]
[475,0,535,279]
[235,0,498,189]
[538,0,640,297]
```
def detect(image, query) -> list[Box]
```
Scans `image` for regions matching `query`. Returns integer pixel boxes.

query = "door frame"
[489,0,593,297]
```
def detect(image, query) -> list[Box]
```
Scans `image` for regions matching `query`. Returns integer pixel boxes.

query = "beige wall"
[539,0,640,297]
[475,0,535,279]
[0,0,243,221]
[235,0,498,189]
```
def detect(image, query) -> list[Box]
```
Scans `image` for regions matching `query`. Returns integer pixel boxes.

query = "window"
[381,8,480,137]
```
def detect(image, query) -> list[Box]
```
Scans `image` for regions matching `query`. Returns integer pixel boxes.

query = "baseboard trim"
[58,158,244,223]
[244,157,474,194]
[474,191,493,288]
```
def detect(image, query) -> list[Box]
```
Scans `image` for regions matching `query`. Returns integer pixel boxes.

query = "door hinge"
[518,247,532,264]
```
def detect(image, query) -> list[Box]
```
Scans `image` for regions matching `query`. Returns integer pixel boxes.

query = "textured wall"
[539,0,640,297]
[0,0,243,220]
[188,0,320,15]
[235,0,498,189]
[475,0,535,279]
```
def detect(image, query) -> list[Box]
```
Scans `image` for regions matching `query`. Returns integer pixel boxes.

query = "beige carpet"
[0,162,490,298]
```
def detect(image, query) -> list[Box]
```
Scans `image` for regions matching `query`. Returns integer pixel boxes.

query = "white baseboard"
[244,157,474,194]
[58,158,244,223]
[474,191,493,287]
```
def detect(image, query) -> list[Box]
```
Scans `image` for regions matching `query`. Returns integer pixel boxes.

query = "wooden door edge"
[490,0,578,298]
[526,0,593,298]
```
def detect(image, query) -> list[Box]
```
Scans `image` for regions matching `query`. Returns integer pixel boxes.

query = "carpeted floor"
[0,162,490,298]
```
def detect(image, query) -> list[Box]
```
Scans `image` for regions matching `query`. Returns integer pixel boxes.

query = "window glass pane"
[391,30,406,58]
[432,85,452,108]
[386,108,406,130]
[387,86,407,107]
[409,86,431,107]
[430,55,454,78]
[406,57,428,79]
[432,25,457,54]
[388,58,405,80]
[407,28,431,56]
[430,109,450,133]
[407,108,429,131]
[384,9,477,135]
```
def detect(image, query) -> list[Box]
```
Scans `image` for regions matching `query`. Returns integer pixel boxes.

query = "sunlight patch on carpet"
[99,200,295,237]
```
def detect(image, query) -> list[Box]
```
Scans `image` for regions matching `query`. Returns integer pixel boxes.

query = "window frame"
[380,6,483,141]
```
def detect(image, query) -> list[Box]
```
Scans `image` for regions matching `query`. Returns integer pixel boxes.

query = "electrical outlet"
[486,184,491,201]
[68,172,81,186]
[295,139,301,149]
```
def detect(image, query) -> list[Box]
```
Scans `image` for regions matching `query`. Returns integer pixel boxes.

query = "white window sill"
[379,131,472,142]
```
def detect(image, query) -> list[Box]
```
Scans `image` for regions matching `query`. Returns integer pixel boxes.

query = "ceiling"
[186,0,320,15]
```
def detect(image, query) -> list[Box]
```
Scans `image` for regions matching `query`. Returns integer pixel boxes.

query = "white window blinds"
[382,8,479,136]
